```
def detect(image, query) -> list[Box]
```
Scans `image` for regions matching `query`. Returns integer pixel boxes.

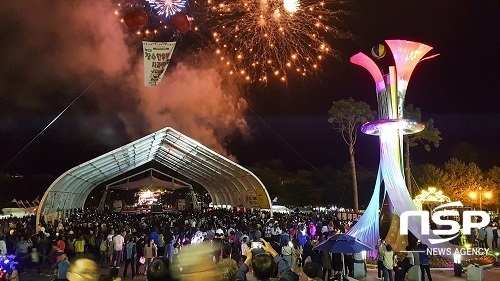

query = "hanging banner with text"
[143,41,176,87]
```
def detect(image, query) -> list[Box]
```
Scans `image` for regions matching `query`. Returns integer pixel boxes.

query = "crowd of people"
[0,208,361,281]
[1,207,495,281]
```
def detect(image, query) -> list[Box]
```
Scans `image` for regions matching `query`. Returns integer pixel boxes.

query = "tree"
[441,158,495,208]
[449,142,480,164]
[403,104,442,197]
[327,98,375,211]
[411,163,447,191]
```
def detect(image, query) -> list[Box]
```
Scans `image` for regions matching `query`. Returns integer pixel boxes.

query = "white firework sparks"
[147,0,186,17]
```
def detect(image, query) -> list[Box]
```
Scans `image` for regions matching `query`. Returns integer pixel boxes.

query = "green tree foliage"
[327,98,375,211]
[412,163,447,191]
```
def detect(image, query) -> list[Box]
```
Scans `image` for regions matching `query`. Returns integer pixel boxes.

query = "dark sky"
[0,1,499,199]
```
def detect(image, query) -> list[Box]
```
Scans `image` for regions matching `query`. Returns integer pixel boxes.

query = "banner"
[143,41,176,87]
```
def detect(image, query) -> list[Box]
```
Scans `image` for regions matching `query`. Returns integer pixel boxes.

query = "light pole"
[469,187,492,211]
[479,186,483,211]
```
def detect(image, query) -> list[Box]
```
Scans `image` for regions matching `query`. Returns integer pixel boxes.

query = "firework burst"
[147,0,187,17]
[197,0,351,83]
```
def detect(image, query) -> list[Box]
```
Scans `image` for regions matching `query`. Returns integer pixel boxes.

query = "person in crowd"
[321,251,332,281]
[0,235,7,255]
[343,253,354,277]
[492,222,499,249]
[236,238,293,281]
[67,255,99,281]
[99,236,109,268]
[241,236,249,263]
[281,239,293,268]
[112,230,125,267]
[143,238,157,272]
[98,274,112,281]
[147,258,178,281]
[290,239,303,272]
[228,237,241,264]
[394,259,406,281]
[418,244,432,281]
[301,237,312,264]
[309,242,322,278]
[16,235,33,272]
[301,262,322,281]
[7,263,19,281]
[331,253,343,277]
[56,254,70,281]
[376,239,386,279]
[381,244,395,281]
[37,232,49,264]
[157,231,165,257]
[74,233,86,258]
[486,224,494,250]
[109,268,121,281]
[66,234,76,259]
[123,237,136,279]
[216,258,238,281]
[135,235,145,275]
[29,247,42,274]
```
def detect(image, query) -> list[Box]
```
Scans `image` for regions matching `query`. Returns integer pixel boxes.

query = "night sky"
[0,1,498,199]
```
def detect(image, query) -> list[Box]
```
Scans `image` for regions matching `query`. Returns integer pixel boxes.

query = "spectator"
[382,244,395,281]
[112,231,125,267]
[67,255,99,281]
[8,263,19,281]
[418,244,432,281]
[236,238,293,281]
[301,262,322,281]
[123,238,136,279]
[109,268,121,281]
[0,236,7,255]
[29,247,42,274]
[147,258,178,281]
[216,258,238,281]
[56,254,70,281]
[376,239,386,280]
[143,238,157,272]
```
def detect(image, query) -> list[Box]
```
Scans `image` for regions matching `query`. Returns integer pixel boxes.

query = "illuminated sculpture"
[347,40,443,251]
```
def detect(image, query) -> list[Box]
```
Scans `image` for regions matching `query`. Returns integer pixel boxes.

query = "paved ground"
[18,263,500,281]
[352,267,500,281]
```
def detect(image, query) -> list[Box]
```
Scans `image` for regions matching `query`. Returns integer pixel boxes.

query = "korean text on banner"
[143,41,176,87]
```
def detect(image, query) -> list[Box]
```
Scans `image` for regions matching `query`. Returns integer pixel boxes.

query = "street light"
[469,187,492,211]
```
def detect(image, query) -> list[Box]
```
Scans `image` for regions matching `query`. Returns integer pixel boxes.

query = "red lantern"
[172,12,190,33]
[133,11,148,26]
[123,12,136,28]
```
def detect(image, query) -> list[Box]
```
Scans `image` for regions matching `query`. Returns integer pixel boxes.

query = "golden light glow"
[469,191,478,200]
[484,191,493,200]
[413,186,451,211]
[200,0,349,82]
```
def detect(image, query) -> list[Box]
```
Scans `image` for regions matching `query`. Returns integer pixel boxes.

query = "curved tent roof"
[37,127,272,219]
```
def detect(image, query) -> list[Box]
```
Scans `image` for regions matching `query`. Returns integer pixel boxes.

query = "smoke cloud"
[0,0,248,160]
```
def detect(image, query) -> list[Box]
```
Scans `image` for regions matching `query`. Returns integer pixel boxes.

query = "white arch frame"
[36,127,272,224]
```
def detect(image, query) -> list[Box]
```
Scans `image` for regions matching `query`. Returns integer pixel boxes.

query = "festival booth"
[271,202,290,213]
[0,199,38,218]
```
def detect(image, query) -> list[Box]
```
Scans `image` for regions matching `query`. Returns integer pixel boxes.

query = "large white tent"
[36,127,272,225]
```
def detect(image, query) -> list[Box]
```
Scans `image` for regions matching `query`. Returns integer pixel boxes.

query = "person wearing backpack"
[99,236,109,268]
